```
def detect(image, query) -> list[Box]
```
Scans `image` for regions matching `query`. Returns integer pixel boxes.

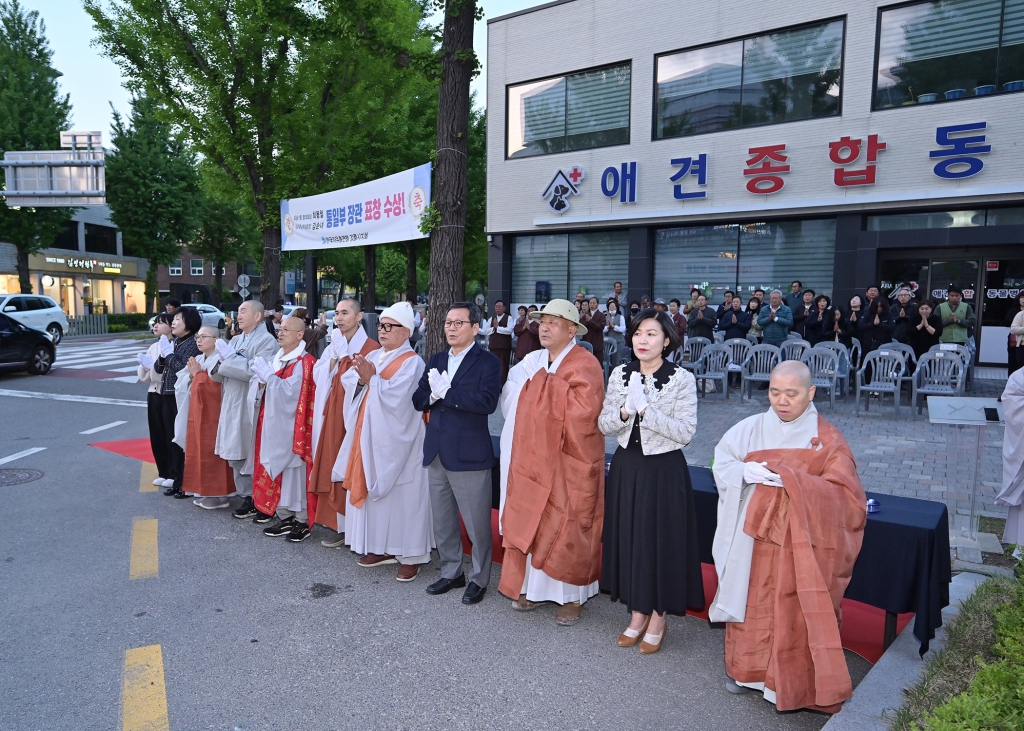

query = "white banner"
[280,163,431,251]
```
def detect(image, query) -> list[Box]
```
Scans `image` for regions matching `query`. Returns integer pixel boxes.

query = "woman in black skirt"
[599,308,704,655]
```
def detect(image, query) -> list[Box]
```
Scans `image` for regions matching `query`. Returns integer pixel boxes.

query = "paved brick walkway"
[490,376,1009,523]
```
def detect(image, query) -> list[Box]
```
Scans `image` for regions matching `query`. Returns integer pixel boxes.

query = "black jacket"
[687,306,718,340]
[803,308,832,344]
[907,312,943,358]
[891,302,919,343]
[412,343,501,471]
[720,308,751,340]
[792,303,814,336]
[857,312,896,353]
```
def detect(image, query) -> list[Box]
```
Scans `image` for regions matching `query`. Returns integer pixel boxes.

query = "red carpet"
[90,438,155,463]
[464,509,911,664]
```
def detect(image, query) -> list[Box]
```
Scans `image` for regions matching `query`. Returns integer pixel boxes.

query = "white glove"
[743,461,783,487]
[331,334,349,360]
[251,356,274,384]
[158,334,173,358]
[215,338,234,360]
[626,372,649,415]
[137,353,154,370]
[428,368,451,400]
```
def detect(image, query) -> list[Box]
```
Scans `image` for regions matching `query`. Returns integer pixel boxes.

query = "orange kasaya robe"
[310,338,379,530]
[251,354,317,519]
[342,351,419,510]
[181,370,235,497]
[725,417,866,713]
[498,345,606,598]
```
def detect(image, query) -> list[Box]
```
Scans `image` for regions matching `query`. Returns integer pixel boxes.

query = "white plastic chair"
[694,343,731,399]
[856,350,906,416]
[741,344,780,398]
[680,337,711,373]
[802,347,841,410]
[913,351,966,417]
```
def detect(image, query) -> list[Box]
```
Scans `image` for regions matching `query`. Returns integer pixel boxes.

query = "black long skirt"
[601,427,705,617]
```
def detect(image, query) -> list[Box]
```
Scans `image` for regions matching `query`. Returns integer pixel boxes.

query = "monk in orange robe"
[309,298,379,544]
[498,299,605,626]
[711,361,866,713]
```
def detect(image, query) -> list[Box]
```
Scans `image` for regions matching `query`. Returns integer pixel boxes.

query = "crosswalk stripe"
[0,389,146,407]
[0,447,47,466]
[56,350,147,364]
[80,420,128,435]
[121,645,169,731]
[61,357,144,370]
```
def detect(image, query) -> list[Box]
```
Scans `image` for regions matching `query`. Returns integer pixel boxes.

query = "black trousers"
[147,392,171,479]
[155,394,184,489]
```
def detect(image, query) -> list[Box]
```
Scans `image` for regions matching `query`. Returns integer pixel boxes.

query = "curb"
[822,571,988,730]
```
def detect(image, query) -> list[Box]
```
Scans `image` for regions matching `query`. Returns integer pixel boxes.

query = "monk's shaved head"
[340,297,362,312]
[198,325,218,338]
[769,360,816,422]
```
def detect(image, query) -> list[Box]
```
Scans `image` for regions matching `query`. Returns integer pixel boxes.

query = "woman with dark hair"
[804,294,832,345]
[138,312,176,489]
[604,298,626,357]
[846,295,864,328]
[858,296,895,353]
[745,297,763,342]
[825,304,854,348]
[599,309,704,655]
[153,307,202,498]
[908,300,943,358]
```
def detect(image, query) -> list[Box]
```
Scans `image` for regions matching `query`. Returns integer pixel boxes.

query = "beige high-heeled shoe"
[617,616,650,647]
[638,621,667,654]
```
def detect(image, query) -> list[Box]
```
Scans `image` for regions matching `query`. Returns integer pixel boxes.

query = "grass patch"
[979,515,1007,538]
[888,577,1019,731]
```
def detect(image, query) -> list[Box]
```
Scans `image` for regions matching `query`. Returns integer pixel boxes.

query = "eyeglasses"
[443,320,468,329]
[377,322,403,333]
[195,334,216,340]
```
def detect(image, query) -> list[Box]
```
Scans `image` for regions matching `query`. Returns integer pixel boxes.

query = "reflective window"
[874,0,1024,109]
[507,63,631,158]
[654,19,844,139]
[190,259,204,276]
[169,259,182,276]
[511,231,630,304]
[867,207,1024,229]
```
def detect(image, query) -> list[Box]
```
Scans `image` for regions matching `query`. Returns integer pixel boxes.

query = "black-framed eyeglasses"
[377,322,402,333]
[443,320,468,329]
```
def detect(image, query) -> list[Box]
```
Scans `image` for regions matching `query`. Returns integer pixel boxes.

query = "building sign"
[600,162,637,203]
[281,163,431,251]
[29,253,138,277]
[541,166,584,212]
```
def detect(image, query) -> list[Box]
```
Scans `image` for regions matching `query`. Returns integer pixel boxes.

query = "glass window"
[190,259,204,276]
[52,220,79,251]
[653,226,739,303]
[169,259,182,276]
[874,0,1024,109]
[654,19,843,139]
[568,231,630,301]
[84,223,117,255]
[867,210,985,230]
[511,234,568,304]
[507,63,631,158]
[737,219,837,296]
[987,206,1024,225]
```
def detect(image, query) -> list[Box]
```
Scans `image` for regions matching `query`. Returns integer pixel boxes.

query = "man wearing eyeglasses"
[244,317,319,542]
[333,301,433,582]
[412,302,501,605]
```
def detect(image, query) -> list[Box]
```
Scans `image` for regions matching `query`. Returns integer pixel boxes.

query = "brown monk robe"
[309,300,379,532]
[181,358,235,498]
[712,361,865,713]
[498,299,606,625]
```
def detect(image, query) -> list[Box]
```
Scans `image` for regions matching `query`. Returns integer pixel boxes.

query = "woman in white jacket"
[138,313,175,488]
[1009,293,1024,376]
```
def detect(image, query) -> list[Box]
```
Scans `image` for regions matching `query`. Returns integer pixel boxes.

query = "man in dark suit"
[412,301,501,605]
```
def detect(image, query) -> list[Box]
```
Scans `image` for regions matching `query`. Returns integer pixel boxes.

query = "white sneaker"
[152,477,165,486]
[161,479,175,488]
[194,497,230,510]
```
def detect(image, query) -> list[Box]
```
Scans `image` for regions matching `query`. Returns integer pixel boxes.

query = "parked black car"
[0,313,55,375]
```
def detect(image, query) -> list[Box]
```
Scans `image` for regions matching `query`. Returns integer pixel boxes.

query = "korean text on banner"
[280,163,431,251]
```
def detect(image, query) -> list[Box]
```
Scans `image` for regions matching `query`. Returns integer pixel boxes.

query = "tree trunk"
[405,239,417,302]
[427,0,476,358]
[16,248,32,293]
[260,225,281,308]
[145,260,158,313]
[213,262,223,308]
[363,245,376,310]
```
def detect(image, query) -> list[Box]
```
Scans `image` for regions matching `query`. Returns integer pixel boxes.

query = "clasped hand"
[352,354,376,385]
[250,356,275,383]
[330,334,349,361]
[186,356,202,377]
[137,353,154,370]
[623,372,649,416]
[214,338,234,361]
[743,461,783,487]
[428,368,451,401]
[158,334,173,357]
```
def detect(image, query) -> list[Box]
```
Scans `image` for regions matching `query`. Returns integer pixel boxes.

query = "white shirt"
[447,344,472,380]
[481,314,513,336]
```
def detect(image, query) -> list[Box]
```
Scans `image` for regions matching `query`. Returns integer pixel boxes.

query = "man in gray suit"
[210,300,279,518]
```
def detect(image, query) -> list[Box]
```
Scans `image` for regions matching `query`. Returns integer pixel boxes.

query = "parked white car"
[148,303,227,330]
[0,294,69,344]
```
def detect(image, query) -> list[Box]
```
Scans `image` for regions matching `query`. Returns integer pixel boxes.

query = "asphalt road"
[0,348,867,730]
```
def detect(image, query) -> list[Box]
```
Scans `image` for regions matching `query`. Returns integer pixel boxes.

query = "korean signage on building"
[29,253,138,277]
[281,163,431,251]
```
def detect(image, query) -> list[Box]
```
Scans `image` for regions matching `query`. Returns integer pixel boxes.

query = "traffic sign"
[237,274,251,288]
[238,287,250,298]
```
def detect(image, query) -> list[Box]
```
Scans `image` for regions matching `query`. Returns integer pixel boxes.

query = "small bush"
[107,313,151,330]
[108,323,130,333]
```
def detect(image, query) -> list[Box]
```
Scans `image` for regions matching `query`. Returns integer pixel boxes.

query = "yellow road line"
[122,645,169,731]
[139,462,159,493]
[129,518,158,580]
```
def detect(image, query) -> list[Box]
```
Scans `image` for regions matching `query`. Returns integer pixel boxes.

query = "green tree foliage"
[0,0,76,293]
[85,0,436,308]
[106,95,201,313]
[190,193,258,308]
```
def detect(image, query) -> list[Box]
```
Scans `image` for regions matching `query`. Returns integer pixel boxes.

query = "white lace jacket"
[598,362,698,455]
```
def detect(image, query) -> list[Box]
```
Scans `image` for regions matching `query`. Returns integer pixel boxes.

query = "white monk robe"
[333,342,433,562]
[998,369,1024,549]
[310,325,370,529]
[499,340,600,605]
[243,343,314,519]
[710,402,819,625]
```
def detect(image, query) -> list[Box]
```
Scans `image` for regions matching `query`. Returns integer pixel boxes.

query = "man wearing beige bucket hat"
[497,299,606,625]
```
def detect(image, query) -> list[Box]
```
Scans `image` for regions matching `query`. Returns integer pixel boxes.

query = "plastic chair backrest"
[746,344,780,376]
[917,351,963,388]
[685,336,711,363]
[850,338,863,367]
[699,344,732,374]
[930,343,971,366]
[865,350,906,387]
[746,334,759,346]
[724,338,752,368]
[886,342,917,367]
[780,340,810,361]
[816,341,850,369]
[801,348,840,382]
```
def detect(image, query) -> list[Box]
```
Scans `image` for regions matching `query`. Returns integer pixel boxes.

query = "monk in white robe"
[712,361,865,713]
[209,300,279,519]
[498,299,605,626]
[309,298,378,546]
[998,368,1024,555]
[332,301,433,583]
[244,317,317,543]
[171,326,235,507]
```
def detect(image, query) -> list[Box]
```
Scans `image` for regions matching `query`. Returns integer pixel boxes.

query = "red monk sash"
[252,354,317,517]
[343,350,417,509]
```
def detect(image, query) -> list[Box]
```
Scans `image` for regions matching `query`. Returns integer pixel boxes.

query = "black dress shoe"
[172,490,189,500]
[462,582,486,605]
[426,573,466,595]
[162,485,178,496]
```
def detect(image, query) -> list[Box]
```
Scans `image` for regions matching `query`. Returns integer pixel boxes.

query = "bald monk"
[711,361,866,712]
[498,299,606,626]
[309,298,379,548]
[173,326,236,508]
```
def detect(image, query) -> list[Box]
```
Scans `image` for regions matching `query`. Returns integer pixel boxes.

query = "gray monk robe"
[209,327,279,492]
